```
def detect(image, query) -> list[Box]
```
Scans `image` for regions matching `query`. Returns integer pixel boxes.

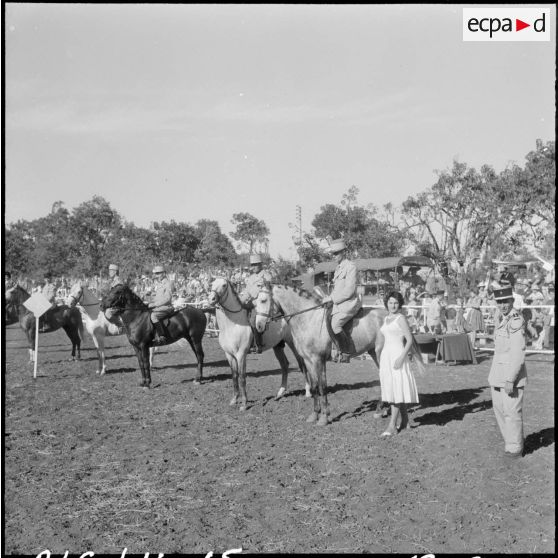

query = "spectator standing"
[377,291,421,437]
[426,290,444,334]
[466,288,484,349]
[499,266,515,288]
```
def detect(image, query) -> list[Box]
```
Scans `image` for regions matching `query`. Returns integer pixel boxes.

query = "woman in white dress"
[378,291,420,436]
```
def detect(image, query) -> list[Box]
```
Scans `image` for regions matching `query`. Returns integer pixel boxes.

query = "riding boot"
[152,321,168,346]
[334,330,352,363]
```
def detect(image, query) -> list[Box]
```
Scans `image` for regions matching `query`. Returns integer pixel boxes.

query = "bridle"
[255,286,328,325]
[209,279,245,314]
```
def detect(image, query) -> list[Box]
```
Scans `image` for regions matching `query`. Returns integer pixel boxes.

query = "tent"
[312,255,434,293]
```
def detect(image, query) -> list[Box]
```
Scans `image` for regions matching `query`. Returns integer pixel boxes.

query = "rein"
[257,288,328,323]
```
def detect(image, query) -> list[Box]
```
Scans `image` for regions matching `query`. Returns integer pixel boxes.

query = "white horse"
[68,283,154,375]
[207,277,310,412]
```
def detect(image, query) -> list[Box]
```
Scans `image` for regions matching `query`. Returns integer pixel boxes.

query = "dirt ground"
[3,323,555,555]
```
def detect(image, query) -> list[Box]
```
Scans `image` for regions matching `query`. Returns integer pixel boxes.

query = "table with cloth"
[435,333,477,364]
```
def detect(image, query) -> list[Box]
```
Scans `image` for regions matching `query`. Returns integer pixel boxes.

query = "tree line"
[5,139,554,279]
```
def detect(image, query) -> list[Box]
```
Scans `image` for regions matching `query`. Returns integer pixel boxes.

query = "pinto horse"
[100,284,206,388]
[254,284,426,426]
[206,277,310,412]
[67,283,127,375]
[5,285,83,362]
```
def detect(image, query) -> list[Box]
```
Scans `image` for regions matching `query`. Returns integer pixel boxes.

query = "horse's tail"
[410,335,426,376]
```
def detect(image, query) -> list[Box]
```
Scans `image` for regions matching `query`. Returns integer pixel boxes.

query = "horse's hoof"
[239,404,247,412]
[68,357,76,362]
[373,412,382,419]
[317,414,329,427]
[306,412,318,423]
[193,379,201,385]
[275,387,287,400]
[100,370,106,376]
[229,398,238,406]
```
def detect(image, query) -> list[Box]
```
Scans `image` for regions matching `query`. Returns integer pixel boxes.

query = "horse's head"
[207,277,229,307]
[100,284,129,314]
[5,285,29,305]
[254,286,280,333]
[67,282,84,307]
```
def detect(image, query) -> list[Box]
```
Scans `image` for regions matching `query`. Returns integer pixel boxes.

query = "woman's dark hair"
[384,290,405,309]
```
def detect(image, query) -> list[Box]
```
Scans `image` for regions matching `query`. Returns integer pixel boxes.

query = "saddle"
[150,307,180,326]
[324,305,365,355]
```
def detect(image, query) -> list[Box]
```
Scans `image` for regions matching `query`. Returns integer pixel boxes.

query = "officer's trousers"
[151,306,173,323]
[490,386,524,453]
[331,309,353,334]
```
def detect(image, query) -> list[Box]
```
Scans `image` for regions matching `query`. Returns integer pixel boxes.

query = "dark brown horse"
[5,285,83,362]
[100,284,206,388]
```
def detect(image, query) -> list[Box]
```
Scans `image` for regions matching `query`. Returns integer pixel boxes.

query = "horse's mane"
[120,285,146,306]
[273,283,322,304]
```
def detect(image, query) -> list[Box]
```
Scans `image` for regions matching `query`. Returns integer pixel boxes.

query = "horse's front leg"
[98,335,106,375]
[237,352,248,411]
[315,356,330,426]
[134,345,151,388]
[272,345,290,400]
[225,353,240,406]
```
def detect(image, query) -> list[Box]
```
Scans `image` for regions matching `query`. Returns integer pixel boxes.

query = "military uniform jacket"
[331,259,361,315]
[149,278,174,309]
[42,284,57,303]
[242,270,273,302]
[110,275,123,289]
[488,309,527,388]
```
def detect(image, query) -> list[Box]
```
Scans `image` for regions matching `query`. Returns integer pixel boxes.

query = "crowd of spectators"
[6,260,554,351]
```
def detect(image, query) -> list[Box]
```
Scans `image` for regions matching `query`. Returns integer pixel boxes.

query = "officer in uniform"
[239,254,273,353]
[108,263,123,289]
[148,265,174,345]
[42,273,57,306]
[5,271,16,293]
[488,286,527,458]
[321,239,362,363]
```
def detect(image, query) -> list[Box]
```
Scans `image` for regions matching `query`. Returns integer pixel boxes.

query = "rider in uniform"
[488,286,527,458]
[108,263,123,288]
[321,239,362,363]
[5,271,16,293]
[148,265,174,345]
[239,254,273,353]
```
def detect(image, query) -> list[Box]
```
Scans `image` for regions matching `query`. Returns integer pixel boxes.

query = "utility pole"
[296,205,302,264]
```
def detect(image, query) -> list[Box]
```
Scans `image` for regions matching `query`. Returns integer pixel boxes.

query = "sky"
[4,4,556,260]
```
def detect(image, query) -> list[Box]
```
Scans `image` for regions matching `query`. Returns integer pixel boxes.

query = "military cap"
[493,286,514,301]
[152,265,165,274]
[108,264,119,271]
[329,239,346,253]
[249,254,262,265]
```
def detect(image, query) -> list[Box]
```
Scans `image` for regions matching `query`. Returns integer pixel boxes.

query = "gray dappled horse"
[207,277,310,412]
[254,284,425,426]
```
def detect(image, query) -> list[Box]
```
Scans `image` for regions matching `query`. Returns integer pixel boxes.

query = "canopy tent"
[314,256,434,274]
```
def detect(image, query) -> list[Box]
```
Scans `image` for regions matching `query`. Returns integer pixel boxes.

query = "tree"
[230,212,270,254]
[311,187,407,258]
[70,196,123,273]
[150,220,200,267]
[4,220,34,276]
[194,219,238,267]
